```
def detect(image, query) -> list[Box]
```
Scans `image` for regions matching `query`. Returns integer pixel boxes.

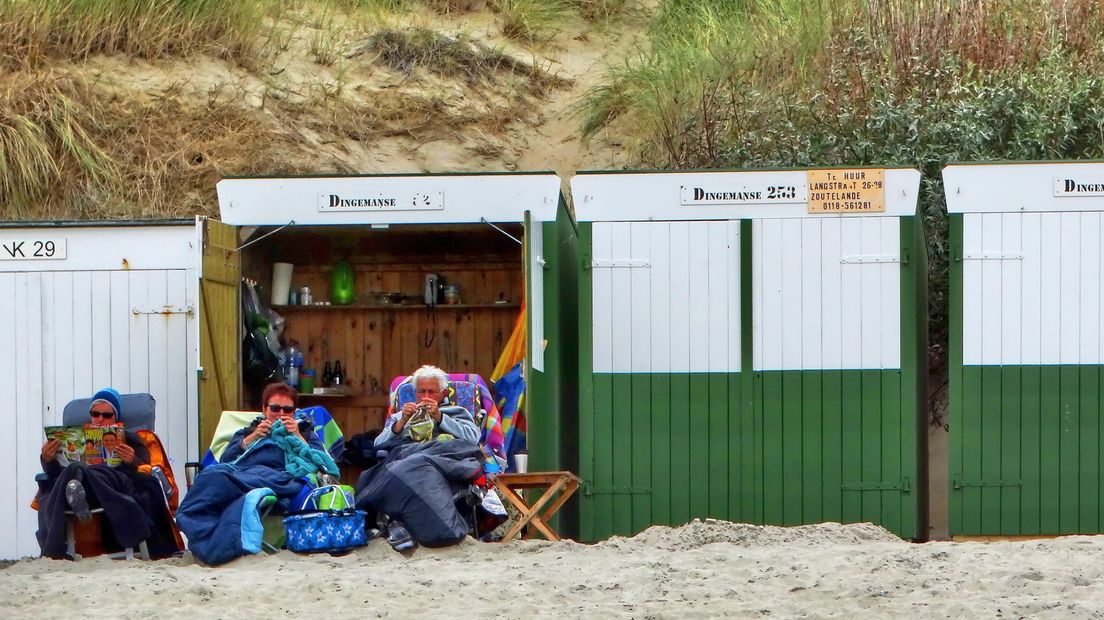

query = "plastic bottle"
[285,341,302,389]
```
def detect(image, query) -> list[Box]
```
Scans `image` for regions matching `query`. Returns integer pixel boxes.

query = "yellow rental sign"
[807,169,886,213]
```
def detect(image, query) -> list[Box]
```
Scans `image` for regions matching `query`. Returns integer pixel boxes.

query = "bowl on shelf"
[370,292,407,305]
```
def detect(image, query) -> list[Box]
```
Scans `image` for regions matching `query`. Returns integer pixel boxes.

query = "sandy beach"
[2,520,1102,618]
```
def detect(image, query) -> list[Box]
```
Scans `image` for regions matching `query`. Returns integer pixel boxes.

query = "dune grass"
[367,27,569,91]
[0,0,282,66]
[490,0,571,42]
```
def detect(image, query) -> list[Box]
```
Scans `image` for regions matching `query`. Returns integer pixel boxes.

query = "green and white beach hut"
[569,167,928,541]
[945,161,1104,537]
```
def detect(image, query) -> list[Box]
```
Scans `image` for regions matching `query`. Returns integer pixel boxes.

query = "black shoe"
[66,480,92,522]
[387,521,415,551]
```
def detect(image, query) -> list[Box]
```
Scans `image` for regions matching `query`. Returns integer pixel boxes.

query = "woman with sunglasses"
[176,382,330,565]
[36,388,175,560]
[217,382,325,463]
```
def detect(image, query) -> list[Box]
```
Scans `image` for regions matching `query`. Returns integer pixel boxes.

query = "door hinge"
[591,259,651,268]
[841,478,911,493]
[584,486,653,496]
[133,305,194,316]
[961,252,1023,261]
[840,254,901,265]
[952,477,1022,489]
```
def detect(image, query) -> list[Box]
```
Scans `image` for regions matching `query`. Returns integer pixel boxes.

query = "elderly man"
[374,365,481,446]
[359,365,485,551]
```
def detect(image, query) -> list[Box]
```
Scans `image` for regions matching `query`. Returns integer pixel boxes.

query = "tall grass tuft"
[0,0,282,66]
[490,0,571,42]
[0,76,118,217]
[566,0,627,21]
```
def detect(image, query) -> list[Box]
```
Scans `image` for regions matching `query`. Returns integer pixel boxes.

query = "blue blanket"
[177,434,310,565]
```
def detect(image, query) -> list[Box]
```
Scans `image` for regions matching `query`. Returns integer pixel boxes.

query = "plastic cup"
[299,375,315,394]
[513,453,528,474]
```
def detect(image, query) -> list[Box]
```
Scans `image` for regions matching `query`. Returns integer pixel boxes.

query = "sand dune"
[2,520,1103,618]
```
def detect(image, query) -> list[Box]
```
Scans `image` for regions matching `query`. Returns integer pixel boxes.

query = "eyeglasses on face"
[90,410,116,419]
[267,404,296,414]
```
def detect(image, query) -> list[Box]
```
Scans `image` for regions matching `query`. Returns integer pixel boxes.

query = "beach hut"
[215,173,577,480]
[568,167,928,541]
[944,162,1104,538]
[0,219,217,559]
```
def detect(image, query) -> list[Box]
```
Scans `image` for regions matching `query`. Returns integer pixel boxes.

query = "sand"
[2,520,1103,618]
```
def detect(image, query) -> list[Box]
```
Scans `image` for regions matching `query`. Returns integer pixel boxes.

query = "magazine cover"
[99,426,126,467]
[43,426,83,466]
[81,426,105,465]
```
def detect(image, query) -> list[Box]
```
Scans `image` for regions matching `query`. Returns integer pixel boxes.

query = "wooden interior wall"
[242,224,524,441]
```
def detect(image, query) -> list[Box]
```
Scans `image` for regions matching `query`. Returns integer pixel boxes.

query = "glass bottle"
[333,361,344,386]
[322,361,333,388]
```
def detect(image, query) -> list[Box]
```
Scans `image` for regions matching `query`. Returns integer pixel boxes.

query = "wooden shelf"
[273,303,521,311]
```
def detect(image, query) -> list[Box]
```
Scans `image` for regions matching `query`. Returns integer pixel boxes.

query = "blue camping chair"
[38,393,179,560]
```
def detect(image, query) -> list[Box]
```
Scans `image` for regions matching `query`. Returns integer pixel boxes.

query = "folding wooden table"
[493,471,581,542]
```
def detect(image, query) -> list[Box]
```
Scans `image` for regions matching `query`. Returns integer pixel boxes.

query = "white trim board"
[217,175,561,225]
[571,169,921,221]
[945,162,1104,213]
[0,225,197,273]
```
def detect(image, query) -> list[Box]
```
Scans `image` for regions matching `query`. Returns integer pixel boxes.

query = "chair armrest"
[150,466,174,499]
[35,473,48,483]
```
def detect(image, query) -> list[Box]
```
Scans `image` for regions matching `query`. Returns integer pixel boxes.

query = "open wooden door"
[197,217,240,453]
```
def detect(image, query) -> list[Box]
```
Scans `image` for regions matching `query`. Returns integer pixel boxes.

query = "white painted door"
[591,221,741,374]
[752,217,902,371]
[0,268,197,559]
[962,211,1104,365]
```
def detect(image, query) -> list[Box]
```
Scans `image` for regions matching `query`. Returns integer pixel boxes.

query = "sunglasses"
[267,404,296,414]
[90,410,116,419]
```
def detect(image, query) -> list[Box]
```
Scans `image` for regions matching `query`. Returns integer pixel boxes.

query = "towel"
[270,420,340,478]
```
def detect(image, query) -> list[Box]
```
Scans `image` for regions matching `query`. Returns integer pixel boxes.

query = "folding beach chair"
[34,393,183,560]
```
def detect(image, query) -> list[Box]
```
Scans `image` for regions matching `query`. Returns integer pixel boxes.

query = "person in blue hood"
[36,388,177,559]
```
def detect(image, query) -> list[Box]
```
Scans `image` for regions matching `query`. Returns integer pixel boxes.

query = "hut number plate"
[0,238,67,261]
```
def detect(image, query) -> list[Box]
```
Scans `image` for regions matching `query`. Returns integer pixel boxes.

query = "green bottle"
[331,261,356,305]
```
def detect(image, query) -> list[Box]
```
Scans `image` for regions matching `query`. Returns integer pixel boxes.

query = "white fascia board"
[571,168,920,222]
[944,162,1104,213]
[216,174,561,225]
[0,224,197,272]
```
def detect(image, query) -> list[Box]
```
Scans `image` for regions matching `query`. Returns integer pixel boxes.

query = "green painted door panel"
[580,369,919,540]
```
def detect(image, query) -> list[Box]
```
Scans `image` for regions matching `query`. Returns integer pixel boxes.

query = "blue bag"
[283,486,368,554]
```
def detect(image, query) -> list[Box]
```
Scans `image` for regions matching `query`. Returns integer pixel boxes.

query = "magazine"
[44,423,126,467]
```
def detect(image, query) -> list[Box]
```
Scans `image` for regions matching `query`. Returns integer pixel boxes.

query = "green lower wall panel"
[951,364,1104,536]
[579,370,920,542]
